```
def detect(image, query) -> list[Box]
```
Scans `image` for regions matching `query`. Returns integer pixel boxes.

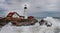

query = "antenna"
[25,4,27,7]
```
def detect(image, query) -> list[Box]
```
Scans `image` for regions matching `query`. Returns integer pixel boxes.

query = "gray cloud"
[0,0,60,17]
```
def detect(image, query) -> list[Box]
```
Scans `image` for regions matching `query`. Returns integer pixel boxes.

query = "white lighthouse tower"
[24,4,28,19]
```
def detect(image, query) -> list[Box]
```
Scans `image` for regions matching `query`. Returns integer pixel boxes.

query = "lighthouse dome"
[24,7,27,9]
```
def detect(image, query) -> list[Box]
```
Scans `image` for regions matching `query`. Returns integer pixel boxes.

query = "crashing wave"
[0,17,60,33]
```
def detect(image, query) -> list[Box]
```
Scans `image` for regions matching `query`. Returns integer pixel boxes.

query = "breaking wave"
[0,17,60,33]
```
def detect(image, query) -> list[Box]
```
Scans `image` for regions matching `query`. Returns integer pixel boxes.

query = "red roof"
[28,16,34,19]
[7,12,18,17]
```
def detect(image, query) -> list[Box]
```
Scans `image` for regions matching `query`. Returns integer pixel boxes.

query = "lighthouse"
[24,4,28,19]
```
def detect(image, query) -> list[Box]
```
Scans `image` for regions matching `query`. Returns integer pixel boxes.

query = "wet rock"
[39,19,46,25]
[45,22,52,27]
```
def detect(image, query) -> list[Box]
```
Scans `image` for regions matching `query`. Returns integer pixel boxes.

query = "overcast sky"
[0,0,60,17]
